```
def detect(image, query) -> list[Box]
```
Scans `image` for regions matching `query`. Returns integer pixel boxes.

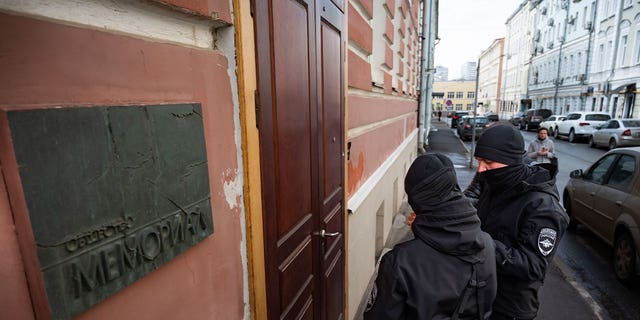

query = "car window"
[548,116,556,121]
[567,113,581,120]
[585,114,611,121]
[607,155,636,190]
[606,120,619,129]
[469,118,488,124]
[622,120,640,127]
[535,109,552,118]
[584,154,618,184]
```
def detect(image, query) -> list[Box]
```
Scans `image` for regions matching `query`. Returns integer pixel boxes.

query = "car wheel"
[609,138,617,150]
[562,192,577,230]
[614,231,637,283]
[568,129,576,143]
[588,136,596,148]
[553,127,560,139]
[549,127,555,136]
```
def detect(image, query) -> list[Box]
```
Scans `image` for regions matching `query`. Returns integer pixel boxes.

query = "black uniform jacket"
[475,164,569,319]
[364,191,497,320]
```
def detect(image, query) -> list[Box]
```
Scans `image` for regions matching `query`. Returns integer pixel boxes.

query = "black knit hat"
[404,153,460,212]
[474,124,525,165]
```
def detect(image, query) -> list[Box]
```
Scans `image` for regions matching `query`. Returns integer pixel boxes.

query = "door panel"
[254,0,344,319]
[318,4,345,319]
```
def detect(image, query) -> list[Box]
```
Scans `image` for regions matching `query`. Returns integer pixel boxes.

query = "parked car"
[457,116,488,141]
[539,115,566,136]
[450,111,470,128]
[519,108,552,131]
[589,119,640,150]
[509,112,525,126]
[485,114,500,128]
[555,111,611,143]
[563,147,640,283]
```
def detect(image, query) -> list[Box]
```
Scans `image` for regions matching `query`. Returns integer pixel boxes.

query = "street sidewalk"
[422,118,602,320]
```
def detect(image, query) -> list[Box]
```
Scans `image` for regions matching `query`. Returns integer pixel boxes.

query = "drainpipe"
[418,0,434,152]
[606,0,625,117]
[470,58,480,169]
[582,0,598,111]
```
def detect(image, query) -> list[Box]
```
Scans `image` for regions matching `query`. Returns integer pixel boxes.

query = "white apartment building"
[586,0,640,118]
[478,38,505,114]
[528,0,579,114]
[502,0,535,118]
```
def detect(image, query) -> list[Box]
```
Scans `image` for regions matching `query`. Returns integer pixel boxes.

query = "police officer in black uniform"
[472,125,569,320]
[364,153,497,320]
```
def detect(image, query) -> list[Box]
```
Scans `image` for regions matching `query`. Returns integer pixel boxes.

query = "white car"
[555,112,611,143]
[539,115,565,136]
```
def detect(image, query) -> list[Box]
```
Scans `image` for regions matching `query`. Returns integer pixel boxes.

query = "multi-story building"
[528,0,595,115]
[432,80,477,113]
[461,61,478,80]
[501,0,535,118]
[478,38,505,114]
[585,0,640,118]
[434,65,449,81]
[0,1,434,319]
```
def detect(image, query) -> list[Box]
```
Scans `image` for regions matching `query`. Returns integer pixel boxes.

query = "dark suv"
[519,108,552,131]
[450,111,470,128]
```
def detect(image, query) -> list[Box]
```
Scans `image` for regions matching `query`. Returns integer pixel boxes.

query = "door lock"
[314,229,341,238]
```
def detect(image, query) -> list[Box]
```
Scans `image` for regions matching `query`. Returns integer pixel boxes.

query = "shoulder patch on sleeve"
[538,228,557,256]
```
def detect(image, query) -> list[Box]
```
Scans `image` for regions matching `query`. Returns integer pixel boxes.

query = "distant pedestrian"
[364,153,497,320]
[438,110,442,121]
[472,125,568,320]
[526,127,555,164]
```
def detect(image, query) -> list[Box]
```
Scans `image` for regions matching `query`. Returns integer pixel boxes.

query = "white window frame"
[619,34,628,67]
[635,30,640,64]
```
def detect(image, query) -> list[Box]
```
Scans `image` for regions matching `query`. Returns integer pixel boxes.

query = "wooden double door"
[254,0,345,319]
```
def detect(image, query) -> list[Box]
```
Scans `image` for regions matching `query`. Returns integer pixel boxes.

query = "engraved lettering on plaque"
[7,104,213,319]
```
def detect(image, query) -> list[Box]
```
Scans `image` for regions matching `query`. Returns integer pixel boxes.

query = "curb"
[553,256,608,320]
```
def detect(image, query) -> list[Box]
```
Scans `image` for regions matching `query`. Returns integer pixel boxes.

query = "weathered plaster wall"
[0,0,247,318]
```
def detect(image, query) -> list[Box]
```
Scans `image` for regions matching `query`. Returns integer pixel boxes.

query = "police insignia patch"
[538,228,557,256]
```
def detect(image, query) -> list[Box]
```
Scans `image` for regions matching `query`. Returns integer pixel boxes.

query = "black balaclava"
[404,153,461,212]
[404,154,483,255]
[474,125,529,193]
[474,124,525,166]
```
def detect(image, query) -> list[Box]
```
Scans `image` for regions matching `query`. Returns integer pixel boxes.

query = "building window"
[447,92,455,98]
[455,104,463,111]
[607,40,613,69]
[456,91,463,98]
[619,35,628,66]
[466,104,474,110]
[635,30,640,64]
[467,91,475,98]
[598,43,605,71]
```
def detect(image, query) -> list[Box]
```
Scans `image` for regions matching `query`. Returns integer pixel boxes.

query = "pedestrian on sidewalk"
[364,153,497,320]
[438,110,442,121]
[526,127,556,165]
[472,125,569,320]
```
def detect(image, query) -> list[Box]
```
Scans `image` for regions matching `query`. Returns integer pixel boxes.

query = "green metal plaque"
[7,104,213,319]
